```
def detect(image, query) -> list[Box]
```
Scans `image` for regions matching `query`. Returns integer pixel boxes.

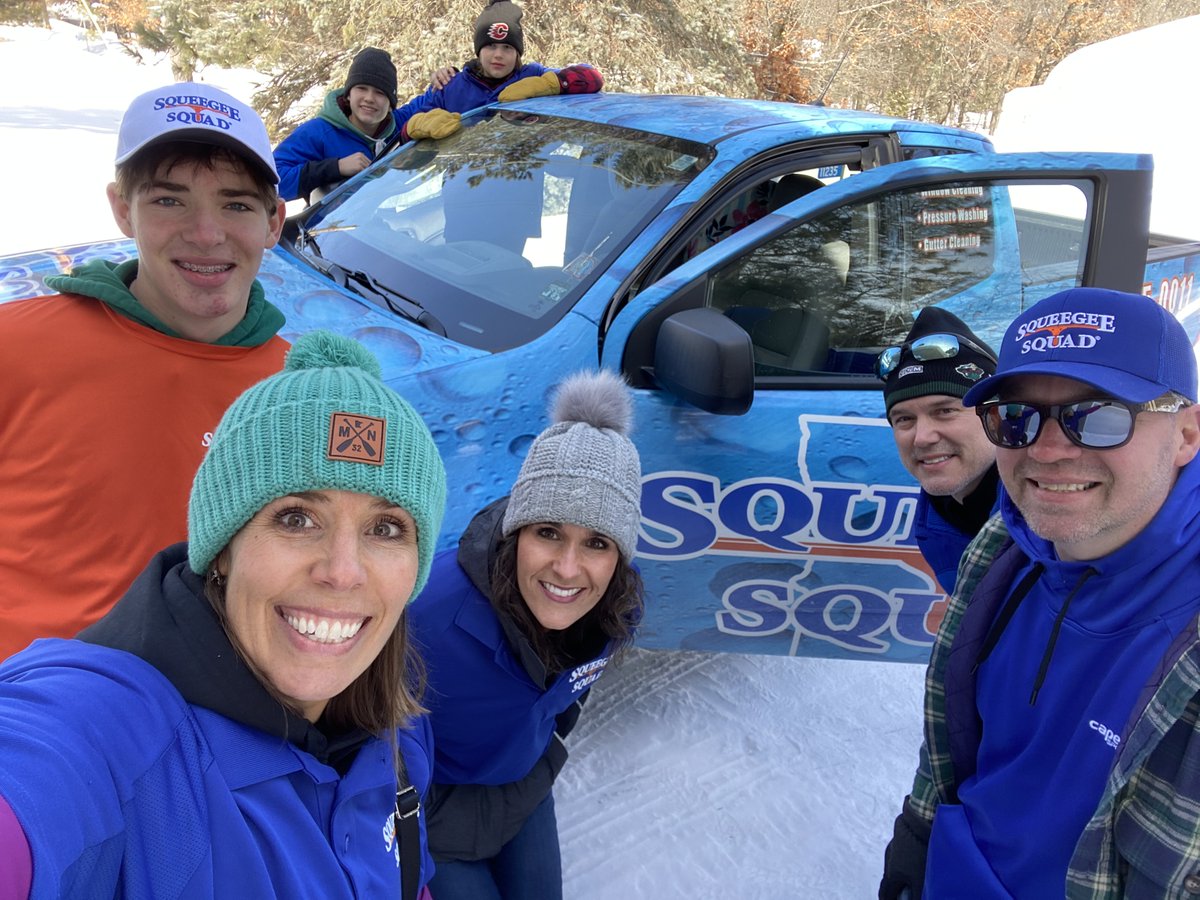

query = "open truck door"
[603,151,1153,660]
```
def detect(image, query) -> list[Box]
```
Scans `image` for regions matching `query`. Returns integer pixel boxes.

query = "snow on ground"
[0,20,267,253]
[559,651,923,898]
[0,21,927,898]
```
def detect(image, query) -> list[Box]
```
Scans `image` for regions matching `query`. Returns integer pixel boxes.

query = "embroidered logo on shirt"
[328,412,386,465]
[382,810,400,867]
[569,655,611,693]
[1089,719,1121,749]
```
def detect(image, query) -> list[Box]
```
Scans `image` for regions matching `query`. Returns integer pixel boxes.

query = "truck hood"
[0,238,485,381]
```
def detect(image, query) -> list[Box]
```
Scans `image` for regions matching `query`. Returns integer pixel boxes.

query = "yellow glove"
[405,109,462,140]
[498,71,562,102]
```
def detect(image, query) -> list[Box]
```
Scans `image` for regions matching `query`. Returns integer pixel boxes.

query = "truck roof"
[502,92,990,149]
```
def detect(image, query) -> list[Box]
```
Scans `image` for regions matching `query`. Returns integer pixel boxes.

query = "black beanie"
[345,47,398,108]
[882,307,997,412]
[474,0,525,55]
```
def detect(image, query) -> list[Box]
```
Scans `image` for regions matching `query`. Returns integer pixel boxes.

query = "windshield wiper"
[299,248,448,338]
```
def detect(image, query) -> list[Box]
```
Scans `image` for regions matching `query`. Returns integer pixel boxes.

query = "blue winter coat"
[273,89,401,201]
[913,465,1000,594]
[0,544,434,897]
[407,498,616,861]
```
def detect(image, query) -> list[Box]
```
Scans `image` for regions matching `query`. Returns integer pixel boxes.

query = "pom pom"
[284,330,383,379]
[550,369,632,435]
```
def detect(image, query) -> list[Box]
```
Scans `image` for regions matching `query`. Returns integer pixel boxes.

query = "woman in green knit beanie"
[0,330,446,898]
[187,328,447,727]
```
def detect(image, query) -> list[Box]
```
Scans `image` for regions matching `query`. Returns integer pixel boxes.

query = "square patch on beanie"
[328,412,386,465]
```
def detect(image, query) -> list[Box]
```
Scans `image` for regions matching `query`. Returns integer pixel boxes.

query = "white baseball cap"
[115,82,278,184]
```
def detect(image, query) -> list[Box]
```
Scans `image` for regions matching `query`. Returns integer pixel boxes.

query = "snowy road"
[559,648,923,898]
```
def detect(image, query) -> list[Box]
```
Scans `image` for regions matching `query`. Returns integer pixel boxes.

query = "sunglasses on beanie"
[875,332,997,381]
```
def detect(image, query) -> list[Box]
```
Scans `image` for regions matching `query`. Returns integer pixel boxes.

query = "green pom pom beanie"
[187,331,447,598]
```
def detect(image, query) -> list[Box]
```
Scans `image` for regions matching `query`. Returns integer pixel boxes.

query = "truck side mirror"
[652,307,754,415]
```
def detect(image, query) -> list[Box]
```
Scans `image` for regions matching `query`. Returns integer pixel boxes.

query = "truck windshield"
[295,109,712,351]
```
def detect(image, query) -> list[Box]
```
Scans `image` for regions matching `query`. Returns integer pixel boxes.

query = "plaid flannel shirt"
[906,512,1200,898]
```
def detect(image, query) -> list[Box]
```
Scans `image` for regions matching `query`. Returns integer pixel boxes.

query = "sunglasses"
[875,332,997,380]
[975,393,1191,450]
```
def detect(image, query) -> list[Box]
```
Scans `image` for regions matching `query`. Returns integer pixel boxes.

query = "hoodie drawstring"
[973,562,1046,674]
[1028,566,1098,706]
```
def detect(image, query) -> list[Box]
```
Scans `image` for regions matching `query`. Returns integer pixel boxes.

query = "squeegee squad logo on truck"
[637,415,945,660]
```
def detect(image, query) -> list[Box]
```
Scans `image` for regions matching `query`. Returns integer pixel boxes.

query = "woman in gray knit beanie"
[407,368,644,900]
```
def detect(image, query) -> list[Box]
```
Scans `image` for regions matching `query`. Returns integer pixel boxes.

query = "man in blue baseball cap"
[880,287,1200,899]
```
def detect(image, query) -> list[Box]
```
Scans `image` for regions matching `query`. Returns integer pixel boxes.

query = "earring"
[210,569,227,588]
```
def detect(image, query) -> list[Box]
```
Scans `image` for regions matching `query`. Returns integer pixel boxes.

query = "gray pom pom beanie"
[187,330,447,598]
[502,370,642,560]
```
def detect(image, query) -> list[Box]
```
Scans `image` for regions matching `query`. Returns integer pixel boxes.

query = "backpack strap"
[395,755,421,900]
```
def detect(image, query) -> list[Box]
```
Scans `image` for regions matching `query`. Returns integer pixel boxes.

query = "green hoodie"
[318,89,398,155]
[44,258,285,348]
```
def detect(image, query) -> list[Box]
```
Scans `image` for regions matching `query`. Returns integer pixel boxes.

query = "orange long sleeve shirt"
[0,293,288,659]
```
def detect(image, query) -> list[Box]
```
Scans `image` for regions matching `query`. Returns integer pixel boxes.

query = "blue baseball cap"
[962,288,1198,406]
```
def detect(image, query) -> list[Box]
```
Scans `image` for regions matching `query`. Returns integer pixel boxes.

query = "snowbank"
[992,16,1199,240]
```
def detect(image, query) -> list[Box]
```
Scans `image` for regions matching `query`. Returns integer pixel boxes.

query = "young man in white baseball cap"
[0,83,289,661]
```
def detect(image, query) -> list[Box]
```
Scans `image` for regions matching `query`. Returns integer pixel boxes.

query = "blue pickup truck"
[4,93,1197,662]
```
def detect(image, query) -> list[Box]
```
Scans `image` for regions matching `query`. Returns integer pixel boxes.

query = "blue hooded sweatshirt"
[924,454,1200,897]
[0,544,434,897]
[273,88,401,201]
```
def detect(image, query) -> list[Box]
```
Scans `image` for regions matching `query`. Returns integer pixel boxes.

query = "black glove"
[879,796,931,899]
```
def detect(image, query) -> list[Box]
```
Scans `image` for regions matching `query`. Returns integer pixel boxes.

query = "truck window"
[294,110,712,352]
[669,162,866,268]
[705,178,1094,378]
